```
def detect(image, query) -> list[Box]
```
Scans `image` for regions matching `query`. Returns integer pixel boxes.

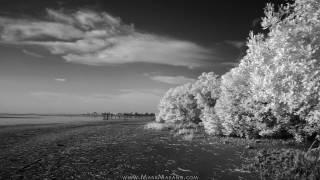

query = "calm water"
[0,115,102,126]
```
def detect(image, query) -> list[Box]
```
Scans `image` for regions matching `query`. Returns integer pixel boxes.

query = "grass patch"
[245,147,320,180]
[174,128,196,141]
[143,122,172,130]
[145,120,320,179]
[145,121,204,141]
[238,138,319,180]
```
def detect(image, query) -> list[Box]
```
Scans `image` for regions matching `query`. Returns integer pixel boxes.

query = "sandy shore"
[0,118,257,180]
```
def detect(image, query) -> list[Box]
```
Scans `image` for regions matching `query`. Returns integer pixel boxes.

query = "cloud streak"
[30,90,162,112]
[54,78,67,82]
[0,9,213,68]
[224,40,246,49]
[22,49,44,58]
[149,75,196,85]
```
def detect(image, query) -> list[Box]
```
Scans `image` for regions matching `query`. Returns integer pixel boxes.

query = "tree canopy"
[156,0,320,142]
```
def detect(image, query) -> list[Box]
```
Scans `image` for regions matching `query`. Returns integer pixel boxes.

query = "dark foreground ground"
[0,118,259,180]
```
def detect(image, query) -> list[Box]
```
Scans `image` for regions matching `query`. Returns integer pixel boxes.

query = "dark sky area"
[0,0,286,44]
[0,0,287,113]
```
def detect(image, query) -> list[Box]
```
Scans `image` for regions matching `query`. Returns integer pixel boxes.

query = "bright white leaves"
[157,83,200,124]
[157,0,320,142]
[157,72,221,134]
[192,72,221,135]
[216,0,320,140]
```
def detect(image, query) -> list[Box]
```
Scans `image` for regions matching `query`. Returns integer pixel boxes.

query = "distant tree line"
[85,112,155,120]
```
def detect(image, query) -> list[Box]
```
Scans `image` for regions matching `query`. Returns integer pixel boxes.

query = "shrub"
[156,83,201,124]
[215,67,254,137]
[246,0,320,141]
[249,148,320,179]
[192,72,222,135]
[216,0,320,141]
[144,122,172,130]
[156,72,221,134]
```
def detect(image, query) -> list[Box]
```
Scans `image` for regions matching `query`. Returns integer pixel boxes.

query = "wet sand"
[0,118,257,180]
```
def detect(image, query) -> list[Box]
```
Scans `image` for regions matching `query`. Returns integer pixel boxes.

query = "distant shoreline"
[0,116,42,119]
[0,114,88,117]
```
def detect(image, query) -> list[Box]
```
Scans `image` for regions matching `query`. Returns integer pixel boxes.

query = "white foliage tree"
[214,64,256,138]
[156,83,201,124]
[247,0,320,141]
[192,72,222,135]
[214,0,320,141]
[157,0,320,142]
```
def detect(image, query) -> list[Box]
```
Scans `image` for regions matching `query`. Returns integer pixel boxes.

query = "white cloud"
[224,40,246,49]
[0,17,84,41]
[0,9,213,68]
[149,75,196,85]
[31,91,65,98]
[54,78,67,82]
[119,88,167,96]
[30,91,110,101]
[22,49,44,58]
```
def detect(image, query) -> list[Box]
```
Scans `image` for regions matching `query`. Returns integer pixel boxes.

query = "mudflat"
[0,118,257,180]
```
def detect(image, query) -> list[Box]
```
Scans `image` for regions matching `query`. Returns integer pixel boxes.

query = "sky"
[0,0,286,114]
